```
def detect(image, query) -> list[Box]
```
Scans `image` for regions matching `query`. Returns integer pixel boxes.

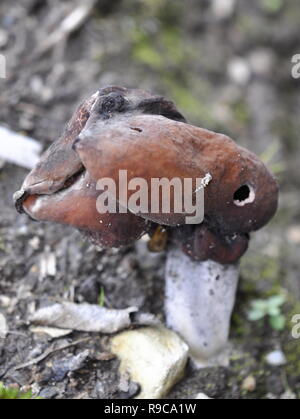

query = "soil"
[0,0,299,399]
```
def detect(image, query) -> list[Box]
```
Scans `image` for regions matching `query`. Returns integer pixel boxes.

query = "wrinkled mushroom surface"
[23,171,149,248]
[75,113,278,233]
[14,87,185,247]
[15,86,278,261]
[171,224,249,265]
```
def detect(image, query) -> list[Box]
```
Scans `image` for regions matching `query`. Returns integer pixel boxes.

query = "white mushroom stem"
[165,248,240,368]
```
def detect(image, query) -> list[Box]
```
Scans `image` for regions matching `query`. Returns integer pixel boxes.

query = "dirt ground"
[0,0,300,399]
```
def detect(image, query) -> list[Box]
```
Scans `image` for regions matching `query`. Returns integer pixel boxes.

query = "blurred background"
[0,0,299,399]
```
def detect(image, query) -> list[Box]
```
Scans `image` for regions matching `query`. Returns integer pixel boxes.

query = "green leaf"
[98,287,105,307]
[267,295,286,308]
[269,314,286,331]
[267,306,281,317]
[250,300,268,312]
[248,309,266,322]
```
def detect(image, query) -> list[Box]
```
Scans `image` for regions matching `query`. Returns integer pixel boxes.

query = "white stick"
[34,0,96,58]
[0,126,42,170]
[165,248,240,368]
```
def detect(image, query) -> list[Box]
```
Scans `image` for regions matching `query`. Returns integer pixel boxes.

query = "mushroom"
[14,86,278,367]
[14,87,185,247]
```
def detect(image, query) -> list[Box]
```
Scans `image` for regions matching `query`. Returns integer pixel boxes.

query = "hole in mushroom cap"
[233,184,255,207]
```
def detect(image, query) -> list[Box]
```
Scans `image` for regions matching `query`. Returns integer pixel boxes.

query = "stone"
[111,326,189,399]
[280,390,297,400]
[248,48,275,77]
[211,0,236,19]
[39,387,59,399]
[0,312,8,339]
[265,350,287,367]
[50,350,90,382]
[0,29,8,48]
[195,393,212,399]
[241,375,256,392]
[227,57,251,86]
[30,326,72,339]
[286,225,300,244]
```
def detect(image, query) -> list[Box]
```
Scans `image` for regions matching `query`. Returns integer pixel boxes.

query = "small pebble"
[227,57,251,85]
[241,375,256,392]
[0,29,8,47]
[17,225,29,235]
[29,236,41,250]
[211,0,236,19]
[286,226,300,244]
[39,250,57,279]
[0,312,8,339]
[50,350,90,382]
[195,393,212,399]
[0,295,11,308]
[248,48,275,77]
[111,326,189,399]
[280,390,296,400]
[39,387,59,399]
[265,350,287,367]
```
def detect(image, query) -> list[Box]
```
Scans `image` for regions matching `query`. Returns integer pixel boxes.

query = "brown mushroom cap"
[19,90,98,198]
[171,224,249,265]
[15,86,279,263]
[22,171,149,248]
[17,86,185,200]
[14,87,185,248]
[75,113,279,233]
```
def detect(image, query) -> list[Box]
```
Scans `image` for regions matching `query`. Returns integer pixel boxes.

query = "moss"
[283,299,300,383]
[232,252,286,339]
[127,1,219,126]
[138,0,182,26]
[231,353,256,375]
[133,42,164,69]
[130,22,213,123]
[231,312,252,338]
[163,80,199,112]
[130,23,186,70]
[232,246,299,395]
[0,383,39,400]
[232,100,251,125]
[285,339,300,380]
[272,116,299,153]
[236,14,261,37]
[160,28,185,66]
[240,253,282,295]
[285,0,300,24]
[161,75,214,125]
[261,0,283,14]
[0,235,5,252]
